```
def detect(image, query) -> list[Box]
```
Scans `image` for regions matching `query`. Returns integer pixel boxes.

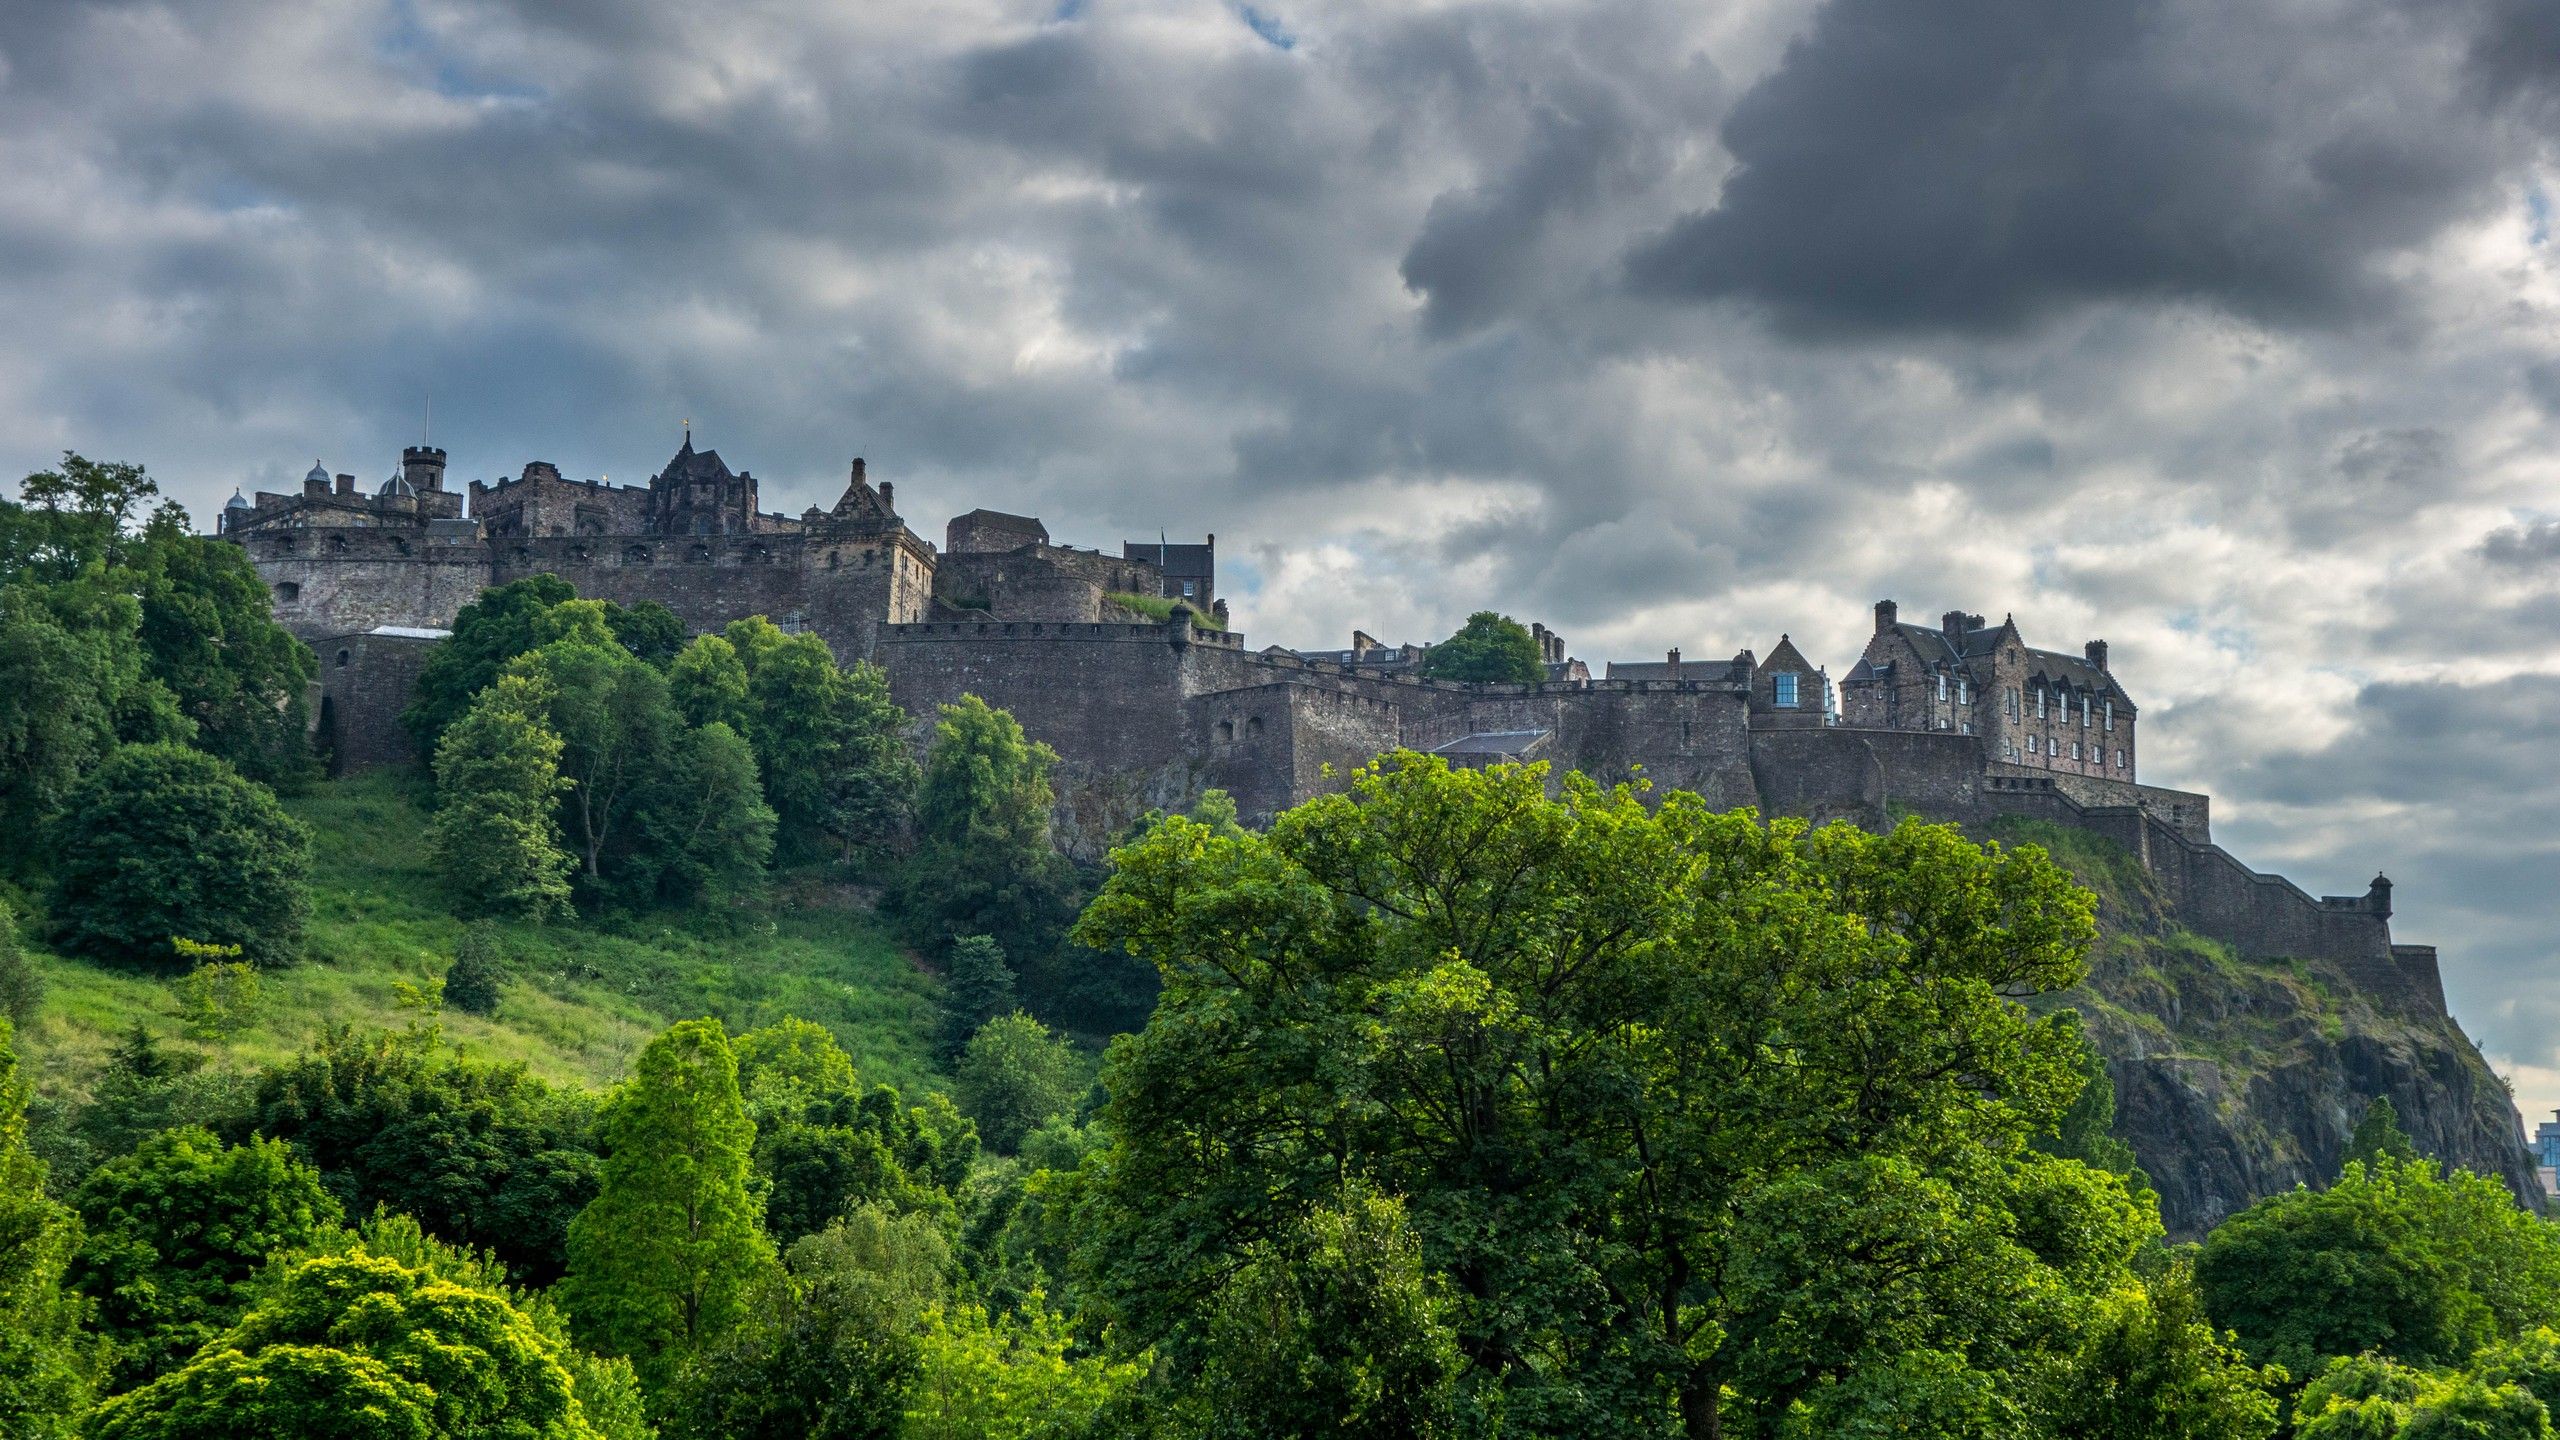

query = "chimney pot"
[879,481,893,512]
[2085,638,2109,671]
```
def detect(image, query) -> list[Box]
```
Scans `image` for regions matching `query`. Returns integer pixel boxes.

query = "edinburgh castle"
[222,435,2443,1019]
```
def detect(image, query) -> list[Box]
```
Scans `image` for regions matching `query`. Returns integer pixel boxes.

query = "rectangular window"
[2071,741,2082,760]
[2027,735,2039,755]
[1774,673,1799,708]
[2036,689,2046,718]
[2080,699,2091,727]
[2104,701,2114,731]
[2114,748,2126,769]
[1182,580,1197,597]
[1935,674,1947,701]
[2006,688,2019,718]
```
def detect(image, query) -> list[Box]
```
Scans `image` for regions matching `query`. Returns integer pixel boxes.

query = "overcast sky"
[3,0,2556,1115]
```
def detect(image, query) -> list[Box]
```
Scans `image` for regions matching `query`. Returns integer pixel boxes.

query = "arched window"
[1217,720,1234,742]
[335,648,351,668]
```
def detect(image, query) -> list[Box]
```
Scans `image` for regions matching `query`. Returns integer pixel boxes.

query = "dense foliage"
[47,743,313,968]
[1416,609,1545,684]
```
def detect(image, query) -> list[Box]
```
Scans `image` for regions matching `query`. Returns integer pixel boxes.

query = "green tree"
[89,1250,606,1440]
[70,1126,345,1385]
[1182,1184,1464,1440]
[890,696,1075,978]
[954,1013,1084,1155]
[560,1019,778,1390]
[658,1205,949,1440]
[520,638,678,888]
[604,599,688,669]
[237,1026,599,1288]
[669,633,753,735]
[2046,1260,2281,1439]
[717,619,916,863]
[46,742,312,967]
[731,1020,958,1248]
[1415,610,1544,684]
[0,1019,99,1438]
[403,574,579,760]
[903,1293,1147,1440]
[431,671,577,920]
[0,900,38,1028]
[939,936,1017,1061]
[131,517,316,786]
[0,578,186,872]
[2346,1095,2422,1174]
[631,719,776,905]
[444,924,507,1016]
[1073,754,2126,1434]
[2198,1156,2560,1375]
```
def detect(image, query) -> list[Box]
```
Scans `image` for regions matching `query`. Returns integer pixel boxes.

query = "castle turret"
[402,446,447,493]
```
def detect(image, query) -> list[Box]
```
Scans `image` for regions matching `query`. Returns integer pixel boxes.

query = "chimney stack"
[1942,609,1969,638]
[1667,647,1682,680]
[2084,639,2109,672]
[334,473,356,496]
[879,481,893,513]
[1875,599,1898,634]
[851,457,866,485]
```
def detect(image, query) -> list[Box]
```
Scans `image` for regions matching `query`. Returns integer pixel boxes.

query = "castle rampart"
[220,444,2452,1039]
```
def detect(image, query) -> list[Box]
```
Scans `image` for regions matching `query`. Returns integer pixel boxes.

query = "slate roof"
[1430,730,1551,758]
[1122,540,1214,579]
[954,509,1049,540]
[1849,619,2133,710]
[656,434,735,485]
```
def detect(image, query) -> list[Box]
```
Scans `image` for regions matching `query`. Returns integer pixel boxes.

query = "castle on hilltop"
[222,436,2438,1017]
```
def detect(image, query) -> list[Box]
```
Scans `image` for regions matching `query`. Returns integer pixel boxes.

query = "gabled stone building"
[1840,600,2136,780]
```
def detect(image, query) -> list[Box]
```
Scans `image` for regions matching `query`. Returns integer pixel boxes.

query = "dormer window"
[1935,673,1947,701]
[1774,673,1800,708]
[2035,688,2046,718]
[2104,701,2114,731]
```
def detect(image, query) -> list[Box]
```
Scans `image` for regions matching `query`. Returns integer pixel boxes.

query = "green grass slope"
[18,773,947,1107]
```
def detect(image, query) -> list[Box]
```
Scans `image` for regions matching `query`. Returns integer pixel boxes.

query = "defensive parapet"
[1749,724,2440,1010]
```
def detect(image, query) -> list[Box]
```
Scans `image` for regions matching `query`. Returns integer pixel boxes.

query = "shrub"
[46,743,311,968]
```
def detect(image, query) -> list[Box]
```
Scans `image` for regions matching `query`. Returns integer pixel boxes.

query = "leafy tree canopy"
[89,1250,605,1440]
[0,1019,99,1438]
[1072,753,2126,1435]
[954,1012,1085,1155]
[46,742,312,967]
[234,1025,600,1287]
[561,1018,778,1390]
[2198,1156,2560,1376]
[69,1126,345,1386]
[1416,610,1544,684]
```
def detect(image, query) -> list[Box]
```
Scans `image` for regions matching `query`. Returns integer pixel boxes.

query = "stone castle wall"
[314,630,444,774]
[247,530,494,637]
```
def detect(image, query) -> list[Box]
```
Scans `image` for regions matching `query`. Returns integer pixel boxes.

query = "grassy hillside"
[17,773,947,1107]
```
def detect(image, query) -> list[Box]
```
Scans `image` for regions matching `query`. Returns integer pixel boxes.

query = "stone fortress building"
[221,436,2435,1018]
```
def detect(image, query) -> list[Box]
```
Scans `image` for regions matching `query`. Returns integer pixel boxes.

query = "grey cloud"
[1626,0,2531,335]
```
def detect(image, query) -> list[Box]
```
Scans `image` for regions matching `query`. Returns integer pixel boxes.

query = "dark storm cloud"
[1626,0,2533,335]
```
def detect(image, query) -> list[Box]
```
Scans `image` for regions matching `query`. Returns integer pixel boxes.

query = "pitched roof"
[1122,541,1213,577]
[656,434,735,485]
[1853,618,2133,709]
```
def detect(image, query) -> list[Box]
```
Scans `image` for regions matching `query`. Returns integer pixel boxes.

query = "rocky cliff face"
[1990,817,2541,1238]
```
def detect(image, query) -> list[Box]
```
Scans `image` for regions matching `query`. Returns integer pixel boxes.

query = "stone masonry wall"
[314,631,442,774]
[247,531,493,639]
